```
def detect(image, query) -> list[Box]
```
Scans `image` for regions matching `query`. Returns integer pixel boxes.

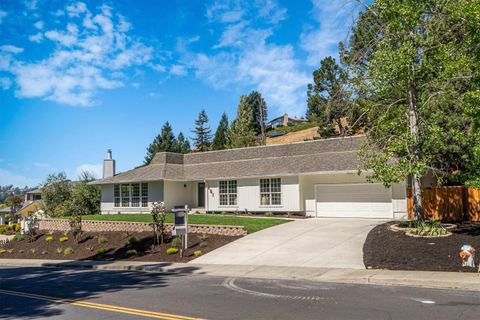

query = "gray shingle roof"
[91,136,365,184]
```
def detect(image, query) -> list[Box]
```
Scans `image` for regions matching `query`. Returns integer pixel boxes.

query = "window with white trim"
[219,180,237,206]
[260,178,282,205]
[114,183,149,207]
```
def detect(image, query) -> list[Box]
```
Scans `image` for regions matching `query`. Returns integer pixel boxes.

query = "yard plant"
[150,201,167,246]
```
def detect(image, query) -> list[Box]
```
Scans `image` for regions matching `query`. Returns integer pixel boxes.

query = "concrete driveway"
[193,218,383,269]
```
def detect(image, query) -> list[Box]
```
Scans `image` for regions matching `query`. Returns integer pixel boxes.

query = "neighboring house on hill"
[25,188,42,203]
[91,136,410,219]
[267,113,307,129]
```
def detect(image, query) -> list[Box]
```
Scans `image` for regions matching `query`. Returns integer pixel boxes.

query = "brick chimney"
[103,149,116,178]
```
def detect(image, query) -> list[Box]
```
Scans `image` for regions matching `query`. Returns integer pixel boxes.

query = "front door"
[197,182,206,208]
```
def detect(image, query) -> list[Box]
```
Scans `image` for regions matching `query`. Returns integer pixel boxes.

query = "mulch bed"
[364,222,480,273]
[0,231,240,263]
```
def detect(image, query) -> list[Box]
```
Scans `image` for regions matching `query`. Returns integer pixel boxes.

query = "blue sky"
[0,0,362,187]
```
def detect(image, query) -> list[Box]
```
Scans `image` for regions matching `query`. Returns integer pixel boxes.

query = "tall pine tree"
[176,132,191,154]
[306,56,352,137]
[212,112,229,150]
[246,91,268,145]
[191,109,212,152]
[144,122,178,164]
[228,96,257,148]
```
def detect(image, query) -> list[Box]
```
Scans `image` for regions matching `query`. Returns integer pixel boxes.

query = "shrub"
[166,247,178,255]
[96,248,107,255]
[264,212,273,217]
[200,233,209,241]
[0,226,5,234]
[45,236,54,242]
[199,241,208,248]
[19,249,24,254]
[64,247,74,255]
[13,233,24,241]
[24,212,40,242]
[41,250,48,255]
[0,249,6,254]
[220,211,227,216]
[56,248,63,254]
[69,214,82,244]
[171,237,182,249]
[59,236,69,243]
[14,223,21,232]
[194,250,202,257]
[126,249,138,256]
[98,235,109,244]
[151,201,167,246]
[411,220,448,237]
[30,248,36,254]
[126,236,137,245]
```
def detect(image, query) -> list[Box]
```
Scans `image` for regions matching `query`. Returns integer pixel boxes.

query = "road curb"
[1,259,480,292]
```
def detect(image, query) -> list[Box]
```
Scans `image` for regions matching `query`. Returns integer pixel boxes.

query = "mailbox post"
[172,205,189,255]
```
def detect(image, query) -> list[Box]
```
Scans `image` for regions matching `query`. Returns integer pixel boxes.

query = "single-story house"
[267,113,307,129]
[91,136,409,219]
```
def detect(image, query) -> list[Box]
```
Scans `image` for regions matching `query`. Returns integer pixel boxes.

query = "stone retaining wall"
[39,219,247,236]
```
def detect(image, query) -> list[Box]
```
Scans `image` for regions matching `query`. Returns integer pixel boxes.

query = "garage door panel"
[315,183,392,218]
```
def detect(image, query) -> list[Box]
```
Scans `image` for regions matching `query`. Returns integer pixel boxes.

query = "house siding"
[100,181,164,214]
[163,180,196,210]
[206,176,301,213]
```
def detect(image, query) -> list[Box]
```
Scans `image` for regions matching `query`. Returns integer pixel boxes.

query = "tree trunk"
[408,82,424,221]
[258,106,266,146]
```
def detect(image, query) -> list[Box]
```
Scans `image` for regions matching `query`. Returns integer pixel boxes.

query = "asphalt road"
[0,266,479,320]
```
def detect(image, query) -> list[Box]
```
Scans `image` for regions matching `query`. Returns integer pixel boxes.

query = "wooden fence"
[407,187,480,222]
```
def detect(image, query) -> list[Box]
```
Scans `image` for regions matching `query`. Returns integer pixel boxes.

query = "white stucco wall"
[100,181,164,214]
[206,176,301,213]
[163,180,196,210]
[299,172,407,218]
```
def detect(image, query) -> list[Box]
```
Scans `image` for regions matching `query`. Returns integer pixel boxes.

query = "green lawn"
[81,214,291,233]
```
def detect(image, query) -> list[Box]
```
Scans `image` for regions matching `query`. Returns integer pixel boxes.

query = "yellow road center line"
[0,289,207,320]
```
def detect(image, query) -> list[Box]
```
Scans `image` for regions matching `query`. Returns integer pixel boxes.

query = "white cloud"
[66,2,87,17]
[188,0,307,115]
[34,20,44,29]
[24,0,38,11]
[0,77,11,90]
[170,64,187,76]
[75,163,102,179]
[1,45,24,54]
[2,2,157,106]
[300,0,359,65]
[29,32,43,42]
[206,1,245,23]
[0,10,7,24]
[0,168,40,187]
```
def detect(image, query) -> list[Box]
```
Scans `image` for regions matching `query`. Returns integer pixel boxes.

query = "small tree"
[246,91,268,145]
[191,109,212,152]
[42,172,73,217]
[70,171,100,215]
[69,213,82,244]
[228,96,257,148]
[212,112,229,150]
[5,195,23,224]
[150,201,167,246]
[144,122,178,164]
[176,132,191,154]
[24,211,39,242]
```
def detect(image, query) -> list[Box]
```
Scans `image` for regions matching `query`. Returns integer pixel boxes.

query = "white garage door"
[315,183,393,218]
